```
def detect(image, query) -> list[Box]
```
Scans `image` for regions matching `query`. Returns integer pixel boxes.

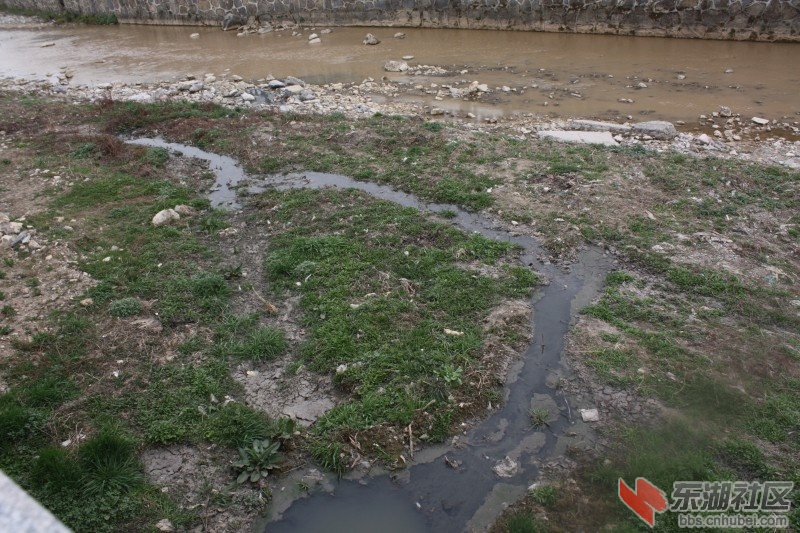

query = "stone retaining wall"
[1,0,798,41]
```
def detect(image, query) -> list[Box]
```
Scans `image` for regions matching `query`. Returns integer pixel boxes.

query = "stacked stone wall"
[1,0,798,41]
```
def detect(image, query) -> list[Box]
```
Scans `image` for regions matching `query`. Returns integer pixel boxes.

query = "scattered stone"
[430,108,445,116]
[719,106,732,117]
[636,82,648,89]
[284,76,306,87]
[751,117,770,125]
[444,329,464,336]
[492,456,519,478]
[631,120,677,140]
[173,205,197,216]
[308,38,321,44]
[401,55,414,60]
[384,60,409,72]
[393,32,406,39]
[676,74,686,80]
[268,80,286,89]
[80,298,94,307]
[189,33,200,39]
[155,519,175,532]
[362,33,380,45]
[580,408,600,422]
[240,92,255,102]
[40,42,55,48]
[308,33,318,40]
[152,209,180,227]
[725,68,734,74]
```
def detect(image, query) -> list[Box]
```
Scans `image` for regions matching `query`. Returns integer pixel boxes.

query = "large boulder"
[631,121,677,140]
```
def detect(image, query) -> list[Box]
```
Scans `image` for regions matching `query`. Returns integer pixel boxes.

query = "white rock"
[580,408,600,422]
[155,519,175,532]
[492,456,519,478]
[308,33,318,40]
[240,92,255,101]
[751,117,770,125]
[308,38,321,44]
[190,33,200,39]
[151,209,180,227]
[384,60,409,72]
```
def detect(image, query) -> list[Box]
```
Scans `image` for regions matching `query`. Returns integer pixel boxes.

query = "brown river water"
[1,22,799,123]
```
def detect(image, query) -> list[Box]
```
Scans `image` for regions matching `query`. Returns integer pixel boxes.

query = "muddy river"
[2,22,799,122]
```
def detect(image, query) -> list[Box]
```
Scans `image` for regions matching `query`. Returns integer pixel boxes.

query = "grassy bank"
[0,92,797,531]
[0,93,537,529]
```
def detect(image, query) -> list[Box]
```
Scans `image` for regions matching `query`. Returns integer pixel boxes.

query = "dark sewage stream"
[128,138,616,532]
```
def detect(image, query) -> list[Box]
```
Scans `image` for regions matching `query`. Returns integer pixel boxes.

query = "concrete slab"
[570,119,631,133]
[538,130,619,146]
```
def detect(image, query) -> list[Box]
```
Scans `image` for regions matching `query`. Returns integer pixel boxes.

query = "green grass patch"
[258,187,537,452]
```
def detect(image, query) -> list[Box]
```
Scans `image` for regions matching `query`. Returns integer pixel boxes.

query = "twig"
[250,286,278,314]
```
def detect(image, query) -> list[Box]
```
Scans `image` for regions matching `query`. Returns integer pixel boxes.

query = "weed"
[108,297,141,317]
[529,408,551,429]
[31,447,82,490]
[144,147,170,167]
[310,440,347,476]
[504,512,546,533]
[204,402,272,448]
[1,305,15,317]
[77,427,143,497]
[233,439,282,484]
[529,485,558,508]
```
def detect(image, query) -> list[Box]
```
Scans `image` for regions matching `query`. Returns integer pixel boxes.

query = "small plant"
[25,277,41,296]
[436,364,463,388]
[108,297,141,317]
[70,142,98,159]
[233,438,282,484]
[144,147,170,167]
[1,305,15,317]
[78,427,143,496]
[0,326,11,335]
[529,485,558,507]
[3,258,13,267]
[0,290,5,300]
[310,440,347,476]
[439,209,458,219]
[529,407,551,429]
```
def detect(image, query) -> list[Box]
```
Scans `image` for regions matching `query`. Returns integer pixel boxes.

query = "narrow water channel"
[128,137,616,531]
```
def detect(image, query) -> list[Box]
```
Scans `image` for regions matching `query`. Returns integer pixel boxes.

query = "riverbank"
[1,60,798,531]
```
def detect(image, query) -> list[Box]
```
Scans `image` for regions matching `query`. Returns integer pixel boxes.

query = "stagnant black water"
[128,138,615,532]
